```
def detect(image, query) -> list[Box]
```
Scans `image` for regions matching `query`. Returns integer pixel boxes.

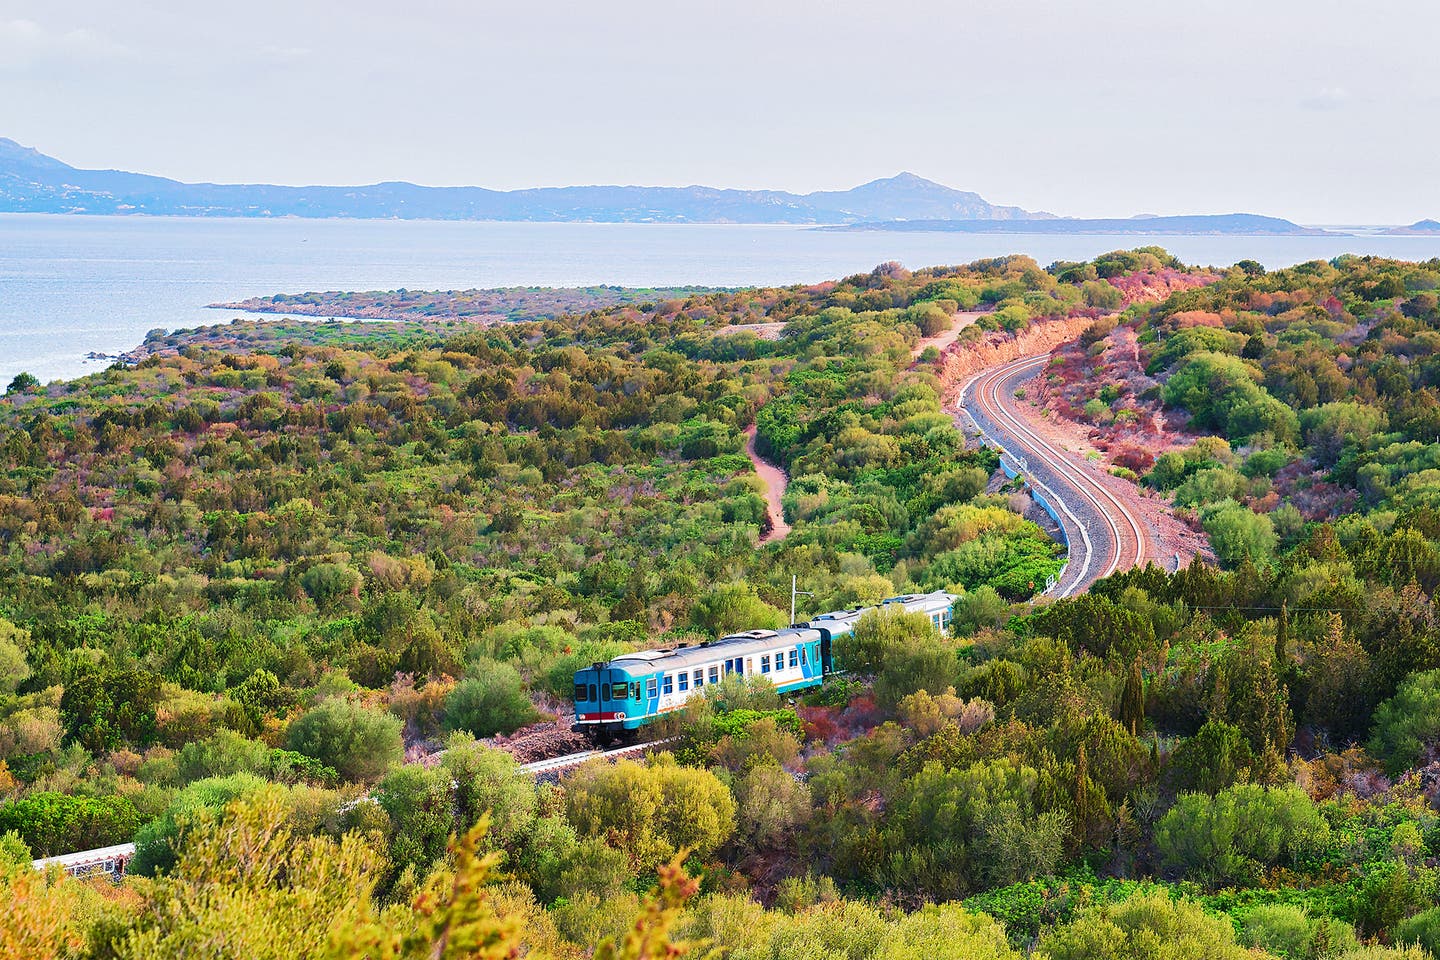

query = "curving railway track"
[959,353,1149,597]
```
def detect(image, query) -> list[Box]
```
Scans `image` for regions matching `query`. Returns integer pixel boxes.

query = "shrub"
[445,660,540,738]
[1395,907,1440,958]
[1239,903,1358,960]
[1368,669,1440,775]
[285,699,402,783]
[1154,784,1329,886]
[1038,890,1255,960]
[565,756,735,869]
[0,792,140,857]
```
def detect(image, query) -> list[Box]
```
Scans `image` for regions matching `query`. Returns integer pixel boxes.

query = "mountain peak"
[882,171,938,186]
[0,138,71,171]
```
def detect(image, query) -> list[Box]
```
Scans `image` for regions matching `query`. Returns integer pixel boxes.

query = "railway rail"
[960,353,1148,597]
[33,738,676,879]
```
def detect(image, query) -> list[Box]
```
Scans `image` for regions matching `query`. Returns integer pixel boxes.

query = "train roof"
[588,591,956,677]
[606,625,822,674]
[33,842,136,871]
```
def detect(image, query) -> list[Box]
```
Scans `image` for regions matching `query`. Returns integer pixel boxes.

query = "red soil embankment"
[935,314,1102,396]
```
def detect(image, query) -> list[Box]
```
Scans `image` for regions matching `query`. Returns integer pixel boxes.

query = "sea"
[4,213,1439,386]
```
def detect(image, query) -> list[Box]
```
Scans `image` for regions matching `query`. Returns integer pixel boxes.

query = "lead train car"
[572,591,956,742]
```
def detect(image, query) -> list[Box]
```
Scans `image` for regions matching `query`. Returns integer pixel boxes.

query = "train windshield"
[573,683,588,702]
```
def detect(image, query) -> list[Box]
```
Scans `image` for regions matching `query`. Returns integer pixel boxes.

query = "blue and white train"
[572,592,956,742]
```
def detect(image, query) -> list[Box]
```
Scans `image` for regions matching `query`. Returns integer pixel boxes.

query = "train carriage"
[573,590,956,741]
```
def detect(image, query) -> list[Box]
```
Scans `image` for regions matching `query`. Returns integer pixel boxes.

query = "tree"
[883,758,1068,898]
[441,734,538,850]
[1368,668,1440,775]
[1168,720,1252,794]
[5,372,39,395]
[286,699,403,783]
[1304,616,1376,743]
[1119,657,1145,736]
[445,661,540,738]
[131,773,269,876]
[734,764,811,851]
[59,666,161,752]
[0,855,87,958]
[952,585,1010,635]
[122,790,382,959]
[1396,906,1440,959]
[690,583,785,636]
[832,606,959,707]
[174,729,270,783]
[1238,904,1358,960]
[0,618,29,697]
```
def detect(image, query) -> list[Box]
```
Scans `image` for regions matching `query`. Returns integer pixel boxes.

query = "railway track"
[35,737,677,877]
[517,737,677,775]
[960,353,1148,597]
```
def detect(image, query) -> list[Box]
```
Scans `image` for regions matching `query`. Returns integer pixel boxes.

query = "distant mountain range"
[0,137,1408,235]
[837,213,1333,236]
[1384,219,1440,236]
[0,138,1045,224]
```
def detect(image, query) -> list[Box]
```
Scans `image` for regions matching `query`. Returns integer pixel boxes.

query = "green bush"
[1238,903,1358,960]
[1037,890,1255,960]
[0,791,140,857]
[1368,669,1440,775]
[445,659,541,738]
[285,698,403,783]
[1155,784,1329,886]
[1395,906,1440,957]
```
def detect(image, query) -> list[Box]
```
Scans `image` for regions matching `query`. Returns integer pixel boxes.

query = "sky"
[1,0,1437,224]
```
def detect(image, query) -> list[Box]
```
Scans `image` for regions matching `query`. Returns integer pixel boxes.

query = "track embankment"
[936,314,1100,385]
[962,354,1150,596]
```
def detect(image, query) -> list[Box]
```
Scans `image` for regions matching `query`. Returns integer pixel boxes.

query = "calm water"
[4,214,1440,385]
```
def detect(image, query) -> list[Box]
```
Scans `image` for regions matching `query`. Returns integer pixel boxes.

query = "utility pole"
[791,575,813,626]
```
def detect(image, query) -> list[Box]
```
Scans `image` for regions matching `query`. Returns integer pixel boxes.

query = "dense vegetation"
[5,252,1440,959]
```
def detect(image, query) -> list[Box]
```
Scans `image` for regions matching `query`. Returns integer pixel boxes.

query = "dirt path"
[912,310,988,359]
[745,425,791,544]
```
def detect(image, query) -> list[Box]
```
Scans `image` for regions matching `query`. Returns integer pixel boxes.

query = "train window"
[612,682,629,700]
[746,657,754,675]
[589,684,597,702]
[789,649,799,668]
[678,672,689,691]
[574,683,587,702]
[760,655,771,674]
[646,678,658,698]
[801,646,808,665]
[662,674,673,695]
[709,665,719,684]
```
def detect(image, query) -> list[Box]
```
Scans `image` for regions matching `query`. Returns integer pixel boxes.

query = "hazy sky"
[2,0,1437,223]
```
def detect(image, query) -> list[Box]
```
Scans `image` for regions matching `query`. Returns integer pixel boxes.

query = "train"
[572,591,957,742]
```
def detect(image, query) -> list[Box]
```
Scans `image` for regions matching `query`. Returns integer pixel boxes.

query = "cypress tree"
[1120,656,1145,736]
[1274,600,1289,673]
